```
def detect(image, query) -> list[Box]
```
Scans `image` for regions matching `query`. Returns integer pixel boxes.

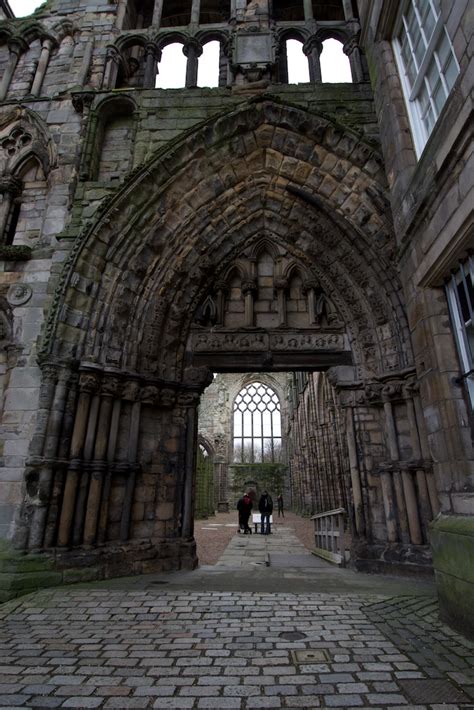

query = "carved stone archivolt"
[42,99,410,385]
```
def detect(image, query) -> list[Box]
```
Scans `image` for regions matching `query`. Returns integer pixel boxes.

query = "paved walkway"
[0,524,473,709]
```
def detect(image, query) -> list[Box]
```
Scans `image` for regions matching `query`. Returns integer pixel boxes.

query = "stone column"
[83,377,120,545]
[152,0,165,26]
[190,0,201,25]
[343,34,364,83]
[44,380,78,548]
[0,176,22,243]
[77,39,94,87]
[101,45,122,90]
[303,0,313,21]
[180,392,200,538]
[381,397,400,542]
[342,0,354,20]
[144,42,160,88]
[30,38,54,97]
[345,406,365,535]
[303,36,323,83]
[413,393,440,516]
[275,278,288,327]
[57,371,100,548]
[277,41,289,84]
[383,389,423,545]
[28,368,70,549]
[115,0,128,28]
[97,397,122,543]
[242,279,257,327]
[120,380,142,541]
[72,386,101,546]
[405,389,432,534]
[184,39,203,88]
[0,40,24,101]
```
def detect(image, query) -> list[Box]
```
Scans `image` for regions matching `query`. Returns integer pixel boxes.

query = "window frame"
[393,0,460,156]
[232,381,282,464]
[445,256,474,412]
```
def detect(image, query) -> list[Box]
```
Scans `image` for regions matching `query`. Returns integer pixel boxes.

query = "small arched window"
[197,40,220,88]
[156,43,187,88]
[286,39,309,84]
[233,382,282,463]
[321,38,352,82]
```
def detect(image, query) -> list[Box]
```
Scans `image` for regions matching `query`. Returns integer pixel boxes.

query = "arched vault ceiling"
[47,99,412,379]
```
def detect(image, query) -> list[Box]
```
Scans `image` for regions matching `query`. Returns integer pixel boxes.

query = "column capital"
[343,33,360,56]
[183,38,203,58]
[303,35,323,57]
[0,175,23,197]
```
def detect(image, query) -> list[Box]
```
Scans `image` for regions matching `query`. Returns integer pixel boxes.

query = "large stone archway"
[14,99,436,579]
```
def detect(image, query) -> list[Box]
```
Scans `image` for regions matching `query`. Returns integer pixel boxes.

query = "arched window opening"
[6,158,46,246]
[97,115,135,181]
[117,45,145,89]
[312,0,344,21]
[93,101,136,182]
[156,43,186,88]
[273,0,304,22]
[233,383,282,464]
[286,39,309,84]
[321,38,352,82]
[200,0,230,23]
[198,40,220,88]
[160,0,192,27]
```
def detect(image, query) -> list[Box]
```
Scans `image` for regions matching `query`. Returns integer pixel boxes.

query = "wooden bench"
[252,513,273,533]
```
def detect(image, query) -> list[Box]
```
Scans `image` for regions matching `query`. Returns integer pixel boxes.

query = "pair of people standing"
[237,490,274,534]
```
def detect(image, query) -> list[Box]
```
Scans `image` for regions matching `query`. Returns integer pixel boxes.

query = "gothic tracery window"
[233,382,282,463]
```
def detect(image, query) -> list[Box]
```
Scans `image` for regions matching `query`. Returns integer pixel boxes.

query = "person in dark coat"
[237,493,253,534]
[277,493,284,517]
[258,490,273,535]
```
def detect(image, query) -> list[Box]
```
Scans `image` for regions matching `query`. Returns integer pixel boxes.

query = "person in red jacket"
[237,493,253,534]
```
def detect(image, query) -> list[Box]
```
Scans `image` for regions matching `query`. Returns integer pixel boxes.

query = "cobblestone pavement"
[1,525,473,709]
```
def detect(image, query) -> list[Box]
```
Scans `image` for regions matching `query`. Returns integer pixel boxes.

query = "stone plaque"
[234,32,274,65]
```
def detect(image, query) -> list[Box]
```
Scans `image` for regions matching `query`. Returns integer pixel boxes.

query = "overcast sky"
[10,0,352,85]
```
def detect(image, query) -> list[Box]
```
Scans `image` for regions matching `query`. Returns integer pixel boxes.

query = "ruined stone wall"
[0,0,379,539]
[197,372,289,510]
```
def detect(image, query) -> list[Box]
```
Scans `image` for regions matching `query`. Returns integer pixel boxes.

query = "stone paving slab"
[0,527,471,709]
[0,587,473,709]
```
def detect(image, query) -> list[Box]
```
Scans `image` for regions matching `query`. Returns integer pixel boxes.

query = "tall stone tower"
[0,0,472,633]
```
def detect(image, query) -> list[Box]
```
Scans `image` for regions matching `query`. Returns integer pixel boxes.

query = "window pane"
[254,440,262,462]
[444,56,458,91]
[253,414,262,436]
[234,412,242,436]
[272,411,281,436]
[243,410,252,436]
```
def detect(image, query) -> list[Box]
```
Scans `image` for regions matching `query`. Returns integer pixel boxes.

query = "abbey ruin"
[0,0,472,634]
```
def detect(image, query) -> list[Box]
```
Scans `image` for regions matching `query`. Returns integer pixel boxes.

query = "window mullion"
[408,19,444,99]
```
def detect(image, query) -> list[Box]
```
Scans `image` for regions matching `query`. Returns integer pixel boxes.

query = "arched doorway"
[14,99,436,580]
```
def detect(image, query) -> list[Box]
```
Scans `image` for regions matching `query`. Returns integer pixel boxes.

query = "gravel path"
[195,510,315,566]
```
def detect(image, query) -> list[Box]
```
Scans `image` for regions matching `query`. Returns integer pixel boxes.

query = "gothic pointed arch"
[42,98,411,385]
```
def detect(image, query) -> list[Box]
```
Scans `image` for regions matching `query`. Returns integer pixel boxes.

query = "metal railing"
[311,507,346,566]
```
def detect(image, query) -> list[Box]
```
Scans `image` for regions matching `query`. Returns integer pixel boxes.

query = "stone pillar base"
[351,539,433,576]
[430,515,474,639]
[0,538,198,603]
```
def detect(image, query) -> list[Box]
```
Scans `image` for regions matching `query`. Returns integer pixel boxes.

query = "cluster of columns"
[287,373,350,517]
[0,176,22,245]
[0,36,56,101]
[18,364,204,553]
[378,379,439,546]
